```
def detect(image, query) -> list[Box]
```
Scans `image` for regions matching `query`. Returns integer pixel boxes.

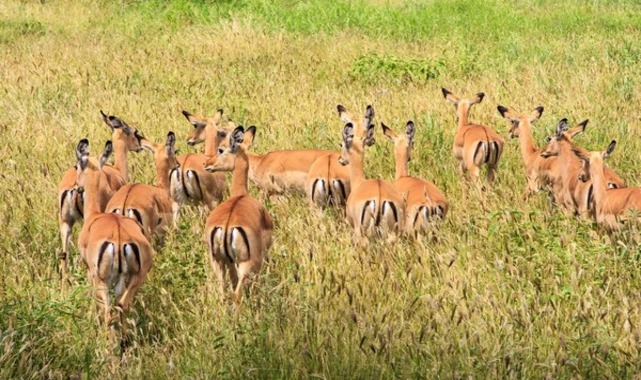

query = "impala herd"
[56,89,641,343]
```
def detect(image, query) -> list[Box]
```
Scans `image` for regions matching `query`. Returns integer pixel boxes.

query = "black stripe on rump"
[311,179,321,202]
[124,243,141,271]
[59,190,68,212]
[234,227,251,259]
[129,209,143,226]
[97,241,111,271]
[334,180,346,203]
[361,200,373,226]
[384,201,398,226]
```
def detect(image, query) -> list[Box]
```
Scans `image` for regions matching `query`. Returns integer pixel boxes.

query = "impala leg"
[116,273,145,339]
[59,220,73,282]
[93,277,112,335]
[487,165,497,184]
[210,258,226,297]
[171,201,181,228]
[233,263,253,304]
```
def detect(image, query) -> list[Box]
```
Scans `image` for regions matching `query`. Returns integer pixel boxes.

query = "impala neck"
[394,147,409,181]
[349,146,366,189]
[112,139,129,182]
[457,104,471,128]
[518,121,538,162]
[589,155,607,211]
[204,126,221,157]
[83,170,103,221]
[231,148,250,197]
[156,160,171,193]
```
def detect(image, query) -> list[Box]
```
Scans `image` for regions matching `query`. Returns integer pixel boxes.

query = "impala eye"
[217,147,224,155]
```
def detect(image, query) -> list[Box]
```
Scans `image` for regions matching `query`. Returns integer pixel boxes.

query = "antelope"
[442,88,504,184]
[182,110,336,199]
[305,152,351,209]
[382,121,448,235]
[540,119,624,216]
[172,110,229,217]
[338,104,405,245]
[496,105,554,200]
[75,139,153,340]
[106,132,180,241]
[57,111,145,279]
[572,141,641,230]
[203,126,273,302]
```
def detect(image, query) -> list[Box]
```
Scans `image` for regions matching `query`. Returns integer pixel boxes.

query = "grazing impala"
[442,88,504,184]
[305,152,351,209]
[57,111,144,279]
[572,141,640,230]
[338,104,405,244]
[497,105,554,200]
[173,110,228,216]
[540,119,624,216]
[106,132,180,241]
[75,139,153,340]
[203,126,273,302]
[382,121,448,235]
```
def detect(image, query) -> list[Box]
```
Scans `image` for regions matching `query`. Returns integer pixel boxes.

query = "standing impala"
[57,111,144,280]
[203,126,273,303]
[382,121,448,235]
[305,152,351,209]
[572,141,641,230]
[338,104,405,245]
[75,139,153,341]
[497,105,554,200]
[106,132,180,241]
[442,88,504,184]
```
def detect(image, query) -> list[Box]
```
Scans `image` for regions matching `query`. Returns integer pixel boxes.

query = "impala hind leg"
[487,164,497,184]
[59,220,73,282]
[115,273,145,342]
[93,277,112,335]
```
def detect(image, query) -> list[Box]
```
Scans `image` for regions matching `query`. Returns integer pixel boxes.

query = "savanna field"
[2,0,641,378]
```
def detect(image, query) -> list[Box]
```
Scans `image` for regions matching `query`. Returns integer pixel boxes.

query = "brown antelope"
[172,110,229,217]
[75,139,153,340]
[182,110,335,199]
[382,121,448,235]
[305,152,351,209]
[496,105,555,200]
[442,88,504,183]
[57,111,145,279]
[572,141,641,230]
[338,104,405,244]
[106,132,180,241]
[203,126,273,302]
[540,119,625,216]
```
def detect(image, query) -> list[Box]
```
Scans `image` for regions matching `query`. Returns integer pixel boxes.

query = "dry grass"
[2,0,641,378]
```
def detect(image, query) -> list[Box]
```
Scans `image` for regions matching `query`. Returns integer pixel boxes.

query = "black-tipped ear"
[475,92,485,102]
[406,121,415,144]
[181,110,192,119]
[76,138,90,169]
[497,105,509,117]
[381,122,395,141]
[605,140,617,156]
[101,111,126,130]
[441,88,451,98]
[337,104,346,115]
[244,125,257,147]
[556,118,569,136]
[535,106,544,115]
[230,125,245,152]
[99,141,113,168]
[364,105,375,122]
[342,122,354,144]
[578,119,589,130]
[365,123,376,146]
[166,131,176,147]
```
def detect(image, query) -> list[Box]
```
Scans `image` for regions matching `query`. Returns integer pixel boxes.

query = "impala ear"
[243,126,257,149]
[442,88,460,104]
[100,110,127,131]
[381,122,396,141]
[212,108,224,123]
[182,109,207,129]
[406,121,415,145]
[337,104,352,123]
[166,131,176,155]
[569,119,588,138]
[99,141,113,168]
[230,125,245,153]
[471,92,485,105]
[571,146,590,162]
[604,140,617,157]
[76,138,90,170]
[497,105,520,124]
[530,106,544,123]
[365,123,376,146]
[556,118,569,137]
[342,122,354,146]
[364,105,375,126]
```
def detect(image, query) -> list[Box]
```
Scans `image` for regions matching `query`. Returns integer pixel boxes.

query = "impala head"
[204,125,256,173]
[337,105,376,165]
[141,131,181,172]
[441,88,485,123]
[497,105,544,139]
[382,121,415,162]
[75,139,113,194]
[100,110,145,153]
[182,109,228,146]
[572,141,617,183]
[540,118,573,157]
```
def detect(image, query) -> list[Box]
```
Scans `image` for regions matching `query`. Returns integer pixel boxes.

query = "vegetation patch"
[350,54,443,84]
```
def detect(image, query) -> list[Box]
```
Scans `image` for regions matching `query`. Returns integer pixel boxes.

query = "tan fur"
[203,126,273,303]
[75,140,153,341]
[57,111,144,280]
[305,152,351,208]
[106,132,179,241]
[442,88,504,183]
[382,121,448,236]
[338,105,405,245]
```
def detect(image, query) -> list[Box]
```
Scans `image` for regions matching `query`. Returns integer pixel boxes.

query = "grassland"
[2,0,641,378]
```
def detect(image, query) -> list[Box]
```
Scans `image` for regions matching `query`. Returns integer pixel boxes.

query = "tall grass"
[2,0,641,377]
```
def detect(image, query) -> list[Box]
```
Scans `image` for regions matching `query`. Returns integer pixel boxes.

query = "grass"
[2,0,641,377]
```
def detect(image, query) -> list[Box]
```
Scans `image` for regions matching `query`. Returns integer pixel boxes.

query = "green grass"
[2,0,641,378]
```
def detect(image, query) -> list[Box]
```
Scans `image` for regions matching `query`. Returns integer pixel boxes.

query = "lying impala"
[57,111,144,280]
[203,126,273,302]
[540,119,624,217]
[75,139,153,341]
[442,88,504,184]
[106,132,180,241]
[497,105,554,200]
[305,152,350,209]
[572,141,640,230]
[382,121,448,235]
[338,104,405,244]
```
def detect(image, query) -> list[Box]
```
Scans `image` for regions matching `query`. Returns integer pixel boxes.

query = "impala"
[338,104,405,245]
[57,111,144,280]
[203,126,273,302]
[75,139,153,341]
[106,132,180,241]
[382,121,448,235]
[572,141,640,230]
[442,88,504,184]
